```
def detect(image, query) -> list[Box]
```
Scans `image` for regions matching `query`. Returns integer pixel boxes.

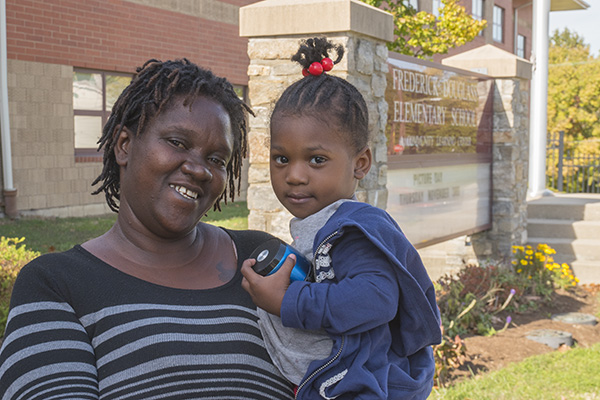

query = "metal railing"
[546,131,600,193]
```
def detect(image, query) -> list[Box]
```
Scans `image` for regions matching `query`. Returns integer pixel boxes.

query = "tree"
[361,0,486,59]
[547,28,600,141]
[546,28,600,192]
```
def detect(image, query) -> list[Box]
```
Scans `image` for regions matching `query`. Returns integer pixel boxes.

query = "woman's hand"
[241,255,296,316]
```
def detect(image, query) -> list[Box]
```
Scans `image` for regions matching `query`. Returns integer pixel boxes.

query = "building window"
[73,70,248,162]
[472,0,484,36]
[73,69,131,161]
[432,0,441,17]
[493,5,504,43]
[516,34,526,58]
[472,0,484,20]
[409,0,419,11]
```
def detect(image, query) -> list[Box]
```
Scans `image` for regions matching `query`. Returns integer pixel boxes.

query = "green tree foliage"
[361,0,486,59]
[547,28,600,193]
[548,28,600,141]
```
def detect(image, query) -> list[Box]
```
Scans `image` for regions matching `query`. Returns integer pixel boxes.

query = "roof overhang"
[550,0,589,11]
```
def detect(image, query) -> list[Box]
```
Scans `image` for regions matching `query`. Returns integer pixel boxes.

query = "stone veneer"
[442,45,532,264]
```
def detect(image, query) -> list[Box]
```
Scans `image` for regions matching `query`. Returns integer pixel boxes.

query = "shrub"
[433,243,578,387]
[0,236,40,336]
[433,330,467,389]
[436,264,514,338]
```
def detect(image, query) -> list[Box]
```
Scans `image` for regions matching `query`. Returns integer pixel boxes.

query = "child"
[241,38,441,400]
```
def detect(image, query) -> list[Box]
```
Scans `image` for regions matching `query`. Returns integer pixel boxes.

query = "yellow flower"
[520,259,528,266]
[517,269,523,273]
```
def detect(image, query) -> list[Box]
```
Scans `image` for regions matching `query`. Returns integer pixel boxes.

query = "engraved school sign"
[385,53,494,247]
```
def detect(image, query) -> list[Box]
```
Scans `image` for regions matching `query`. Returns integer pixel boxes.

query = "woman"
[0,59,294,399]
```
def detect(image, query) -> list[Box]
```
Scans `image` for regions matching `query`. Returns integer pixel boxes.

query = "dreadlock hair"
[271,37,369,153]
[91,58,253,212]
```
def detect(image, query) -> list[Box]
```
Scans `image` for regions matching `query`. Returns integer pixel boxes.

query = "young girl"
[241,38,442,399]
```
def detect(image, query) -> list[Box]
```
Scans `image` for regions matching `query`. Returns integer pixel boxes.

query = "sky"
[549,1,599,57]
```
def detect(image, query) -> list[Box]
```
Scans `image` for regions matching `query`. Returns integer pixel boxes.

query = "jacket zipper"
[295,230,341,399]
[295,335,345,399]
[311,231,339,278]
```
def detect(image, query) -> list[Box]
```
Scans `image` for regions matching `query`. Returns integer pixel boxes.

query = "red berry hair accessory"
[304,58,334,76]
[294,37,344,77]
[321,57,334,71]
[308,62,324,76]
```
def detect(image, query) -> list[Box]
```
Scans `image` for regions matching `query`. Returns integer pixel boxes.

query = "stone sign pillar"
[239,0,393,240]
[443,45,532,261]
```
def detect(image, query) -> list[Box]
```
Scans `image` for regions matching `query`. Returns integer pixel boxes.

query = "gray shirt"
[257,199,354,384]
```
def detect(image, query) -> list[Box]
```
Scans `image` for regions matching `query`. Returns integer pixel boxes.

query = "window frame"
[73,68,132,163]
[472,0,484,20]
[472,0,485,36]
[493,5,504,43]
[516,34,526,58]
[432,0,441,17]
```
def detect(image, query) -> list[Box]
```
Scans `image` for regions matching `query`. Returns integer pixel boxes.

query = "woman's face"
[116,96,233,239]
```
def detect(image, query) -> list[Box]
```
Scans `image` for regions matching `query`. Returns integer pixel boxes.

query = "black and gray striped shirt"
[0,229,294,400]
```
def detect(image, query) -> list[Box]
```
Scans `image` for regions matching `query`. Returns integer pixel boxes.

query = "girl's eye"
[273,155,288,164]
[310,156,327,165]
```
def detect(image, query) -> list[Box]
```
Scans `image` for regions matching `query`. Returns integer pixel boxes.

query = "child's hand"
[241,254,296,316]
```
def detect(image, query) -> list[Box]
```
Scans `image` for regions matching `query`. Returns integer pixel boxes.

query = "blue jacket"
[281,202,441,399]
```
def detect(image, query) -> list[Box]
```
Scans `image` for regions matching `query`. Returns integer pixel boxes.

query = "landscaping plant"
[433,243,579,388]
[511,244,579,295]
[0,237,40,336]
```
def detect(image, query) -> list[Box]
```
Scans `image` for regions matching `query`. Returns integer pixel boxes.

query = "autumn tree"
[361,0,486,59]
[546,28,600,192]
[547,28,600,141]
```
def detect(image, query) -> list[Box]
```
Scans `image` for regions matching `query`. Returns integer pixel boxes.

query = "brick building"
[0,0,586,218]
[0,0,254,218]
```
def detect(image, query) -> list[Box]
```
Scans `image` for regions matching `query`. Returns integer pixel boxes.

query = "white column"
[0,0,14,191]
[528,0,551,198]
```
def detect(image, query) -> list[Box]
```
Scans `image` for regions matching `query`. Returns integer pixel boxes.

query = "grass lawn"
[0,201,249,254]
[430,342,600,399]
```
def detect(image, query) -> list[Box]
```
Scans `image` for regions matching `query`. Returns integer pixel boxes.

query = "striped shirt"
[0,229,294,400]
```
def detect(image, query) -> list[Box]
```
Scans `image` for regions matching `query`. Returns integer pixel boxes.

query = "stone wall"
[244,34,389,241]
[471,77,530,260]
[441,45,532,266]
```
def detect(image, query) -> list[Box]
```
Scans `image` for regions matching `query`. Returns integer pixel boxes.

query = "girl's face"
[270,114,371,219]
[115,96,233,238]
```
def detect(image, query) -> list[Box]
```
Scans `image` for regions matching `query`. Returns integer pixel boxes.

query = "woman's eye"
[169,139,186,149]
[310,156,327,164]
[210,157,227,167]
[273,155,288,164]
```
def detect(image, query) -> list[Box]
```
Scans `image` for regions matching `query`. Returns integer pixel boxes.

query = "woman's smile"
[170,184,200,200]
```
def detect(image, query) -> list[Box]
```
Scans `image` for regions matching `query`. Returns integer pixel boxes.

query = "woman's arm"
[0,263,99,399]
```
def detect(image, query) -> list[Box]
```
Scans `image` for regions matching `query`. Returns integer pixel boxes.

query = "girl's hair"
[92,58,253,212]
[271,37,369,152]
